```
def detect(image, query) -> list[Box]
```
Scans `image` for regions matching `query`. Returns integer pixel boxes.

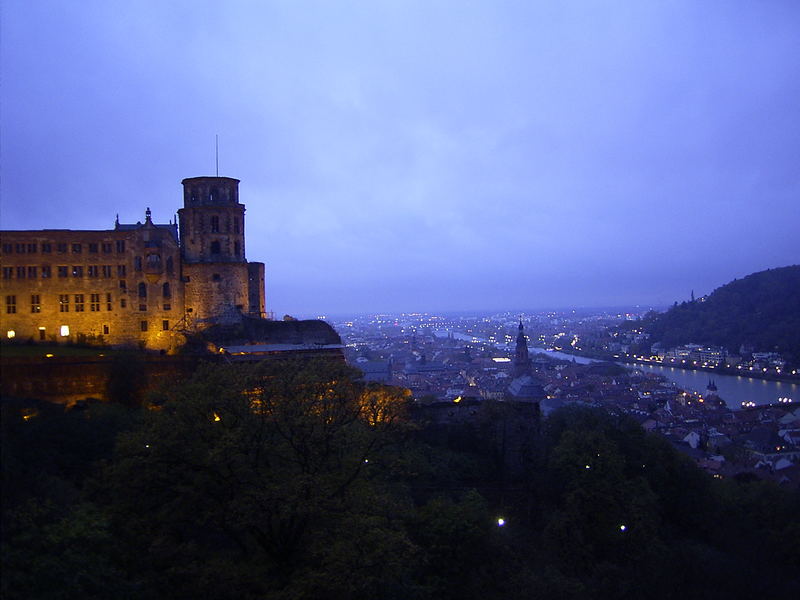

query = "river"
[531,348,797,409]
[434,331,797,409]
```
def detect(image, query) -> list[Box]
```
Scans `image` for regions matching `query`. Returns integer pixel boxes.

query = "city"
[326,309,800,488]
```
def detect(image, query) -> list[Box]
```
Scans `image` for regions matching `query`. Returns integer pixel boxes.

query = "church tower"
[178,177,265,324]
[513,320,532,378]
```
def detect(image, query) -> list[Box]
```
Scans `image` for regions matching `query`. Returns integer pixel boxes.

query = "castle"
[1,176,267,352]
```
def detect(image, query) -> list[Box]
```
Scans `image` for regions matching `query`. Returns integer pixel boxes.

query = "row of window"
[1,241,127,254]
[207,240,241,256]
[204,215,240,234]
[5,292,171,313]
[2,265,128,280]
[2,256,176,280]
[6,319,170,340]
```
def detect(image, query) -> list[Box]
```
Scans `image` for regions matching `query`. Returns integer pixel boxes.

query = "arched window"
[210,241,221,254]
[138,282,147,298]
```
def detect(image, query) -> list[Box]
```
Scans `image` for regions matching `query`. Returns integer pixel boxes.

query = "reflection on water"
[631,363,798,409]
[442,335,796,410]
[528,348,796,410]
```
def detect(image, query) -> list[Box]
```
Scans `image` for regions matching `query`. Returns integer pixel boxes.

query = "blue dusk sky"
[2,1,798,316]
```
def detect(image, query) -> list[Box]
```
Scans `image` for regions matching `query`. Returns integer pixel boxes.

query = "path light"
[497,517,506,527]
[620,524,627,532]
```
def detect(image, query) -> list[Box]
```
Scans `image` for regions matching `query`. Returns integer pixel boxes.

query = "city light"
[497,517,505,527]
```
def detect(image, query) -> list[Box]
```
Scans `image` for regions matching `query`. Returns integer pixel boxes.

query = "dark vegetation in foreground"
[2,360,799,600]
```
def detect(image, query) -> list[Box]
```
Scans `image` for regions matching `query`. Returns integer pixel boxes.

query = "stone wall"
[0,355,200,405]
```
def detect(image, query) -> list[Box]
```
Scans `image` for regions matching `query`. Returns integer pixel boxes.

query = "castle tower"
[179,177,245,263]
[178,177,265,323]
[513,320,532,378]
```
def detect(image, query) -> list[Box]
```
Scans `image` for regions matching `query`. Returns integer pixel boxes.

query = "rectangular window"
[74,294,85,312]
[103,325,109,335]
[16,266,26,279]
[88,243,98,253]
[57,243,67,253]
[134,256,142,271]
[102,242,112,253]
[211,215,220,232]
[117,265,126,277]
[41,243,52,253]
[72,266,83,278]
[27,243,37,253]
[59,294,69,312]
[15,243,25,254]
[120,298,127,308]
[39,327,46,341]
[2,267,12,279]
[162,320,169,331]
[1,243,12,254]
[106,293,112,311]
[119,280,127,291]
[72,243,82,254]
[116,240,125,253]
[90,293,100,311]
[163,303,171,311]
[102,265,112,278]
[139,304,147,312]
[87,265,99,278]
[31,294,41,313]
[27,266,37,279]
[5,295,16,314]
[140,320,148,332]
[41,265,51,278]
[58,266,68,278]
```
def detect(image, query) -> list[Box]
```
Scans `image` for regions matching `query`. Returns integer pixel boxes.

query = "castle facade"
[1,176,265,352]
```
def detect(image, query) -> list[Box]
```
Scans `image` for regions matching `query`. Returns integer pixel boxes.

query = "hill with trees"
[627,265,800,363]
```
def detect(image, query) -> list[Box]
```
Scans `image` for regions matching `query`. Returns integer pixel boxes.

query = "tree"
[101,358,417,598]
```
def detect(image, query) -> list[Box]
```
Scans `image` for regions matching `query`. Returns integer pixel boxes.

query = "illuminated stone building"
[0,176,266,352]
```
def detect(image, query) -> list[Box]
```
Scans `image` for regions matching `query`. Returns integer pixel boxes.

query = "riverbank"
[618,357,799,384]
[540,347,799,384]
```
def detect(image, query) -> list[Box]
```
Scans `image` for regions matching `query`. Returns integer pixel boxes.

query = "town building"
[1,176,266,352]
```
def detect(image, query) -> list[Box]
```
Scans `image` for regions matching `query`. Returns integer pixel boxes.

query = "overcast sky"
[2,1,798,316]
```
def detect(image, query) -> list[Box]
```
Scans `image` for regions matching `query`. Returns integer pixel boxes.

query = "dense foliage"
[3,360,799,599]
[627,265,800,362]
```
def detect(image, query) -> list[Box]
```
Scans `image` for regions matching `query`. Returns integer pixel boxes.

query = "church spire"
[513,319,532,378]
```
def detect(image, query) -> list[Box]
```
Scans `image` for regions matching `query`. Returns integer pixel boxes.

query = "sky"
[2,1,798,317]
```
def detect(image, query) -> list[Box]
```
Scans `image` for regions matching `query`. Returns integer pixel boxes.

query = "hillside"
[631,265,800,362]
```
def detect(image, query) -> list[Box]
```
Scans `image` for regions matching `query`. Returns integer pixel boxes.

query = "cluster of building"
[633,342,792,376]
[334,312,800,488]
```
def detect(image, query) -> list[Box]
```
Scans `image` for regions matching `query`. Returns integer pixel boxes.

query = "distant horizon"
[299,303,669,321]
